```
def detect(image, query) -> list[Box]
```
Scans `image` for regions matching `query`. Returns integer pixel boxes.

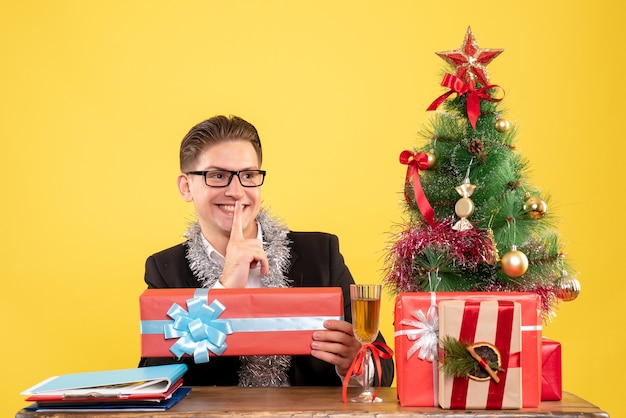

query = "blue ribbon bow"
[164,296,233,363]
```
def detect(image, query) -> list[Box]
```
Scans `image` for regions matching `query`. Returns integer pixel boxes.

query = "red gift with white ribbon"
[394,292,541,407]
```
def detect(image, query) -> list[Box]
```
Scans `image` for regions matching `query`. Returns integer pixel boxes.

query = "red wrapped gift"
[541,338,562,400]
[394,292,541,407]
[438,300,522,409]
[140,288,343,362]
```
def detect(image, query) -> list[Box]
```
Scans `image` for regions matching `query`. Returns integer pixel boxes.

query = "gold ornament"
[426,152,436,168]
[500,246,528,277]
[455,197,475,218]
[556,272,581,302]
[495,118,510,132]
[453,178,476,231]
[523,195,547,219]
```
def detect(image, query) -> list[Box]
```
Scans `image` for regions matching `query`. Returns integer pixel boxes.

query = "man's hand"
[310,319,363,377]
[220,201,269,288]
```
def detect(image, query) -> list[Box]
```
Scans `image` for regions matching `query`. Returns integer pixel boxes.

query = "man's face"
[178,140,262,247]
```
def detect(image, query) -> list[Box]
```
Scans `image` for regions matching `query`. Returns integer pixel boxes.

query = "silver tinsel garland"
[184,208,293,386]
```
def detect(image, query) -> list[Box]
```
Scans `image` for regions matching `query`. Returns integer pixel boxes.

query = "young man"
[139,115,394,387]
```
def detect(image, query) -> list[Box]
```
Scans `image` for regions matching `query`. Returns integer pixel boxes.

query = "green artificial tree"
[383,27,580,321]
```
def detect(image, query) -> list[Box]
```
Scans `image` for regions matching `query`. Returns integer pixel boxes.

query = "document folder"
[21,364,187,399]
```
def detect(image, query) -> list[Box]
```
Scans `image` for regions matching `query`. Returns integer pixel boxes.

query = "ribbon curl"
[342,342,394,403]
[164,297,233,364]
[400,150,436,227]
[427,73,504,129]
[398,306,439,362]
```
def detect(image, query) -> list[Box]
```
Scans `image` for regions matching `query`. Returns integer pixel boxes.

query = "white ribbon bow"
[399,305,439,362]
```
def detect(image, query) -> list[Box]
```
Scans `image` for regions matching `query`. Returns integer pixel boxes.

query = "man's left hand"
[310,319,363,377]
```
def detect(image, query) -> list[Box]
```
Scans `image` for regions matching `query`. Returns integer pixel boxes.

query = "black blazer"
[139,231,394,387]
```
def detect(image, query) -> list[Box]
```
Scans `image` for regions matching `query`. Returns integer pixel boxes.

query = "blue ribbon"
[162,290,233,363]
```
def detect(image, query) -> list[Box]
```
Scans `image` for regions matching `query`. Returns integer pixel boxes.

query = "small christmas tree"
[383,27,580,321]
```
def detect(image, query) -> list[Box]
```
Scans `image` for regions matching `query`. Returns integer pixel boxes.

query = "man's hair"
[179,115,262,172]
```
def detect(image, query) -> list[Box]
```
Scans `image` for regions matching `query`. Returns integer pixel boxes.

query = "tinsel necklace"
[184,208,293,387]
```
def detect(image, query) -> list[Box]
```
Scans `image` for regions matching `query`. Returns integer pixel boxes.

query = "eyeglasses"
[187,170,267,188]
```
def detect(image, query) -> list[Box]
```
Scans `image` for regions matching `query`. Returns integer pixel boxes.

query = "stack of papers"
[21,364,190,412]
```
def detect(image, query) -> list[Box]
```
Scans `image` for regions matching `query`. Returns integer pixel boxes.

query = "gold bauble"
[524,195,547,219]
[455,197,475,218]
[495,118,510,132]
[500,249,528,277]
[426,152,436,168]
[556,275,581,302]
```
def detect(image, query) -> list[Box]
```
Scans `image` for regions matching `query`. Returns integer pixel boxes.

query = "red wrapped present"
[438,300,522,409]
[394,292,541,407]
[541,338,562,400]
[140,288,343,362]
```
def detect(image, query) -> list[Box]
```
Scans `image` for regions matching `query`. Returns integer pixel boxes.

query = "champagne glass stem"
[363,348,372,396]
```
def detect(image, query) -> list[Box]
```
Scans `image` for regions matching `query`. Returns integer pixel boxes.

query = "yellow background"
[1,1,621,416]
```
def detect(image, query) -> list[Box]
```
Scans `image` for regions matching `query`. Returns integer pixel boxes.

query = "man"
[139,115,394,387]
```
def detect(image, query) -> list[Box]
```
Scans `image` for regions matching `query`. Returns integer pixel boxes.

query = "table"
[16,386,609,417]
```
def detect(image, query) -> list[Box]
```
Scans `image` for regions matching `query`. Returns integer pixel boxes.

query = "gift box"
[438,300,522,409]
[394,292,542,407]
[140,288,343,362]
[541,338,562,400]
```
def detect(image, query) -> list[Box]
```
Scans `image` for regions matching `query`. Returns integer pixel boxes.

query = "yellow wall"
[1,1,621,416]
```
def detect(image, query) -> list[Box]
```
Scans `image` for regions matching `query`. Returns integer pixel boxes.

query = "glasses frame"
[186,169,267,188]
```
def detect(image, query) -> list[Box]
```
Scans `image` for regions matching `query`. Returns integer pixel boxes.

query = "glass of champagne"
[349,283,382,403]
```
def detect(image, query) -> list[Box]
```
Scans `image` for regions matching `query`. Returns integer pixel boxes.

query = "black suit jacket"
[139,231,394,387]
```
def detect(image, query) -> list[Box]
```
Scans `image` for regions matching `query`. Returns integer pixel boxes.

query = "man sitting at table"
[139,115,394,387]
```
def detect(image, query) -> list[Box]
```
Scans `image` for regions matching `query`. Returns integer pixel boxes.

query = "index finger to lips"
[230,201,244,240]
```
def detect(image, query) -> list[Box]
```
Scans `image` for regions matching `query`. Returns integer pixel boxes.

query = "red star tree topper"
[436,26,503,86]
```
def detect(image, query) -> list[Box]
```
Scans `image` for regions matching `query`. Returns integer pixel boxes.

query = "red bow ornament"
[399,150,436,227]
[427,73,504,129]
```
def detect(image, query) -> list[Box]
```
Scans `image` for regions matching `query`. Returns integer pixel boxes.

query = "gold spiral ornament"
[556,272,581,302]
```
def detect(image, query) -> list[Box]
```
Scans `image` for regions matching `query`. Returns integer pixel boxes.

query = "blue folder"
[21,364,188,398]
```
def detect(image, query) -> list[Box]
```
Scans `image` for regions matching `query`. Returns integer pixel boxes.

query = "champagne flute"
[349,283,382,403]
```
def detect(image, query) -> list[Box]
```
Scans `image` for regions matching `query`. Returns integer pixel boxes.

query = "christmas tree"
[383,27,580,321]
